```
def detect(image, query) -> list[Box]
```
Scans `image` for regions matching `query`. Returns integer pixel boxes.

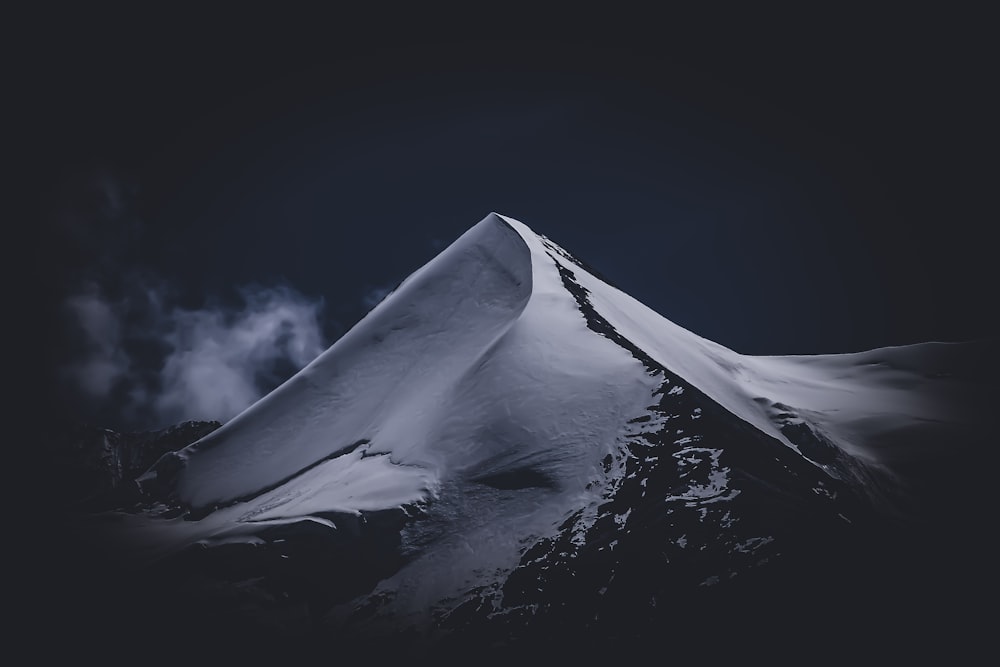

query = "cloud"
[62,281,327,428]
[62,283,130,400]
[153,286,326,424]
[47,166,330,429]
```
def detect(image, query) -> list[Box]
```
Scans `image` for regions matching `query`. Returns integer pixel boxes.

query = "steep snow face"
[161,216,535,510]
[149,214,657,526]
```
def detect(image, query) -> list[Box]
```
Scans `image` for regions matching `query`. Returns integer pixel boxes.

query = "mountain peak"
[77,212,990,657]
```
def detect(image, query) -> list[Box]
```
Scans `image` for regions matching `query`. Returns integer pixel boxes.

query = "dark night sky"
[12,7,998,428]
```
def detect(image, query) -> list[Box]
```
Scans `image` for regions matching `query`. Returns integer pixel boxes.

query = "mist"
[62,279,327,428]
[46,165,329,429]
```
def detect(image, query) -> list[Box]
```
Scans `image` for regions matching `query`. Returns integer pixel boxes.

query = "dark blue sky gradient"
[15,8,997,425]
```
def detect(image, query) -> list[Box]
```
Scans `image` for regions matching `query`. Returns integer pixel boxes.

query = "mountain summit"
[54,213,991,659]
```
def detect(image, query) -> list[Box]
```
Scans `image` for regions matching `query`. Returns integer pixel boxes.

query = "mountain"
[37,213,993,661]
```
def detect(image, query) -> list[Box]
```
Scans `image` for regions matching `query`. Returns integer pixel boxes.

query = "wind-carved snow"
[150,218,537,513]
[110,211,986,647]
[235,444,437,523]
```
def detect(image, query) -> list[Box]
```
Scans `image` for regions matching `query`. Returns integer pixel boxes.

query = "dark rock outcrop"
[34,419,221,510]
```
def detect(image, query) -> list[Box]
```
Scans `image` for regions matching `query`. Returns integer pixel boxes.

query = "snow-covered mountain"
[57,213,992,660]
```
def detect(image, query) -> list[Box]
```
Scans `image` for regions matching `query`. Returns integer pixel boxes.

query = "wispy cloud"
[63,280,327,427]
[35,162,338,430]
[62,283,130,400]
[47,167,330,428]
[153,286,325,423]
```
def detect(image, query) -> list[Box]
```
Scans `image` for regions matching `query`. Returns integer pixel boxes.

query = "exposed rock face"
[36,419,221,509]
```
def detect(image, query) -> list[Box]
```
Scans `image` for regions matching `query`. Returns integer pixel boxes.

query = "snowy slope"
[116,212,991,650]
[144,214,655,519]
